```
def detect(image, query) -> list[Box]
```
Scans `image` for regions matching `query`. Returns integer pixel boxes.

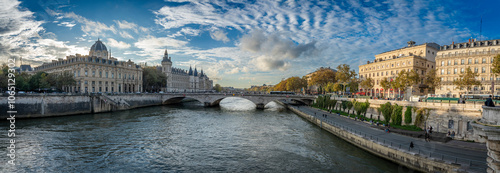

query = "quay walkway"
[286,103,487,172]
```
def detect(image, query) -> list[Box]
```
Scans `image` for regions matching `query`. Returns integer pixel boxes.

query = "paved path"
[289,104,487,172]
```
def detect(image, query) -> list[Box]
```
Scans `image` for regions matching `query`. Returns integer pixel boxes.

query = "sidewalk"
[289,103,487,172]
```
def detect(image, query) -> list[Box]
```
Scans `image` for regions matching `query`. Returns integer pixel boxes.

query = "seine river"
[1,98,399,172]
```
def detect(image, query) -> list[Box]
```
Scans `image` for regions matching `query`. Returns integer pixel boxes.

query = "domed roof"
[90,38,107,52]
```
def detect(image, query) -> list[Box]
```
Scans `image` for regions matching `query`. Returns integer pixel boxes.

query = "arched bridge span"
[160,93,315,109]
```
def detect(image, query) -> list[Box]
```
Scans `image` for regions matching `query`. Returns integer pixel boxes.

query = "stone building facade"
[359,41,440,98]
[34,39,143,93]
[435,39,500,97]
[161,48,213,92]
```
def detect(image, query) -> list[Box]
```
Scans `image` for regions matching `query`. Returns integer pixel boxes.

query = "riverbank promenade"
[286,103,487,172]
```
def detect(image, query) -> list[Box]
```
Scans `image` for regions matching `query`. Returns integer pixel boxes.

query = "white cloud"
[57,21,76,28]
[210,30,230,43]
[169,27,202,37]
[119,31,134,39]
[107,38,131,49]
[114,20,138,33]
[132,35,188,62]
[0,0,87,65]
[63,12,117,37]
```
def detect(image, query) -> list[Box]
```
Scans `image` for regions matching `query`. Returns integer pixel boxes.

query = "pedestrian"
[451,131,455,138]
[410,141,414,149]
[485,95,496,107]
[430,126,433,134]
[447,131,450,137]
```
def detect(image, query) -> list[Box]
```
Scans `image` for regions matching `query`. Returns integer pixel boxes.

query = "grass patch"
[389,123,422,131]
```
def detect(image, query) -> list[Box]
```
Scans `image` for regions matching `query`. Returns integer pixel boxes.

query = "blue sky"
[1,0,500,88]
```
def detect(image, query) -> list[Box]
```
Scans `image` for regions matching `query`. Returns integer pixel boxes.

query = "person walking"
[410,141,414,149]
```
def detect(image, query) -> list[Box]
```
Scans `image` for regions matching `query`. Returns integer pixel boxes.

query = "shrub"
[391,104,403,126]
[414,107,430,128]
[378,102,393,123]
[404,106,412,125]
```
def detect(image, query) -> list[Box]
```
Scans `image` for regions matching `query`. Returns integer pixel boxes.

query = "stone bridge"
[160,93,315,109]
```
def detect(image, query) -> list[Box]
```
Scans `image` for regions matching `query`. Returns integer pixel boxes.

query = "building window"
[441,61,444,66]
[482,67,486,73]
[99,71,102,78]
[475,59,478,64]
[475,68,478,73]
[461,68,464,73]
[482,58,486,64]
[93,71,95,77]
[441,69,444,75]
[447,60,451,65]
[461,59,464,65]
[448,120,454,129]
[112,73,114,78]
[85,70,88,76]
[454,60,457,65]
[468,59,472,64]
[106,72,108,78]
[454,68,457,74]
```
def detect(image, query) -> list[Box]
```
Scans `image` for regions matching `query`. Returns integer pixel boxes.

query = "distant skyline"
[1,0,500,88]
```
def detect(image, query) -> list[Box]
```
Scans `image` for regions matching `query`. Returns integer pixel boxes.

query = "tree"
[0,64,8,92]
[325,82,335,93]
[424,69,441,92]
[353,99,370,117]
[214,84,222,92]
[333,83,343,94]
[405,69,420,99]
[378,102,393,123]
[380,77,391,99]
[392,70,409,100]
[309,68,336,89]
[359,77,374,96]
[391,104,403,125]
[347,80,359,95]
[452,67,481,95]
[29,71,50,91]
[414,107,430,128]
[142,67,167,92]
[336,64,357,95]
[47,71,76,91]
[274,79,288,91]
[346,101,353,114]
[493,54,500,76]
[16,72,30,91]
[404,106,413,125]
[285,76,307,92]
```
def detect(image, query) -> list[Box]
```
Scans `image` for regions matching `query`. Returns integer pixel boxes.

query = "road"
[288,103,487,172]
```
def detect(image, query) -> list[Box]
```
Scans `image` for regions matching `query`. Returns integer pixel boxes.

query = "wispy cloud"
[63,12,117,37]
[107,38,131,49]
[210,30,229,43]
[0,0,86,64]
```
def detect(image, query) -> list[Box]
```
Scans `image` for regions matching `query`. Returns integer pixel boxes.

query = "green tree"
[391,104,403,126]
[360,77,374,96]
[404,106,413,125]
[353,99,370,116]
[380,77,391,99]
[0,64,8,92]
[29,71,50,91]
[336,64,356,95]
[424,69,441,92]
[452,67,481,95]
[142,67,167,92]
[16,72,31,91]
[378,102,393,123]
[406,70,420,98]
[274,79,288,91]
[493,54,500,76]
[347,81,359,95]
[346,101,353,114]
[392,70,409,99]
[214,84,222,92]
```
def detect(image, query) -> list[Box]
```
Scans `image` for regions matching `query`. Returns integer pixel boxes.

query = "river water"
[1,97,399,172]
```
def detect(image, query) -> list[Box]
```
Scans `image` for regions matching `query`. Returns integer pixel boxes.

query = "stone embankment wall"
[286,104,462,173]
[0,94,165,118]
[331,97,482,141]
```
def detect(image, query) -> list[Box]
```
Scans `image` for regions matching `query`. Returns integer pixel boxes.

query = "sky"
[1,0,500,88]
